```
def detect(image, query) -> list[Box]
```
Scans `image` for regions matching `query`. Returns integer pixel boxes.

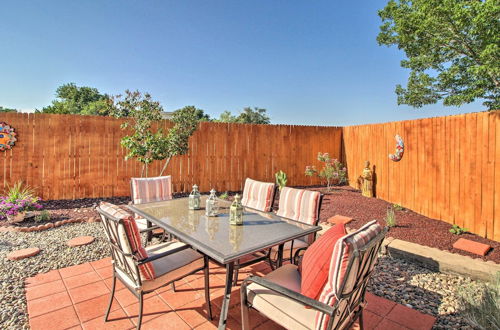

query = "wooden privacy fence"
[0,112,342,200]
[343,111,500,241]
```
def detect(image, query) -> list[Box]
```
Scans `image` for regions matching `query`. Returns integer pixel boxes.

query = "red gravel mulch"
[315,186,499,264]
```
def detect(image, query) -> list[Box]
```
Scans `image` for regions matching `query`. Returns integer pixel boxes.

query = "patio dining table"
[128,196,321,329]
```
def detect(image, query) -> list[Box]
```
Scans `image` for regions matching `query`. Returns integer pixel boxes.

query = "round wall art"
[0,122,17,151]
[389,134,404,162]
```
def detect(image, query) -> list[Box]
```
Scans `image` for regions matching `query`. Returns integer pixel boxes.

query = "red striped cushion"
[314,220,382,330]
[99,202,156,281]
[241,178,275,212]
[131,176,173,204]
[300,224,346,300]
[276,187,321,244]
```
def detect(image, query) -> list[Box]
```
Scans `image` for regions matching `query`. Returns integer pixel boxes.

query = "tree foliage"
[40,83,112,115]
[0,106,17,113]
[112,92,200,177]
[377,0,500,109]
[217,107,271,124]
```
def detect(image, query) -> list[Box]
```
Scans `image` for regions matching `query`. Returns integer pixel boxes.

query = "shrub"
[275,170,287,191]
[305,152,347,191]
[458,272,500,330]
[219,191,229,200]
[393,204,404,211]
[450,224,468,235]
[34,210,51,223]
[385,206,397,228]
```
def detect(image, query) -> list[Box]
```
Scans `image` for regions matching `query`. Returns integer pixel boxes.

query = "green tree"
[112,91,201,177]
[41,83,112,115]
[217,107,271,124]
[0,106,17,113]
[377,0,500,109]
[174,105,211,121]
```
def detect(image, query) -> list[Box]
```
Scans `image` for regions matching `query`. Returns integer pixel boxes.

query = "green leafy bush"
[393,204,404,211]
[458,272,500,330]
[219,192,229,200]
[34,210,51,223]
[450,224,468,235]
[275,170,287,191]
[385,206,397,228]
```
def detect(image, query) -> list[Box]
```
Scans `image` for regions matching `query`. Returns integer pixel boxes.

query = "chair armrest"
[241,275,334,315]
[139,226,160,233]
[136,244,191,265]
[293,247,307,265]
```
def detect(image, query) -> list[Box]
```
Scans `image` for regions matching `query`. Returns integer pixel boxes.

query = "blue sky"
[0,1,483,126]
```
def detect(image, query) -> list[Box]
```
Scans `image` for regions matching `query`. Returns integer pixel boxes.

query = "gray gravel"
[0,223,485,330]
[0,222,108,330]
[369,255,483,329]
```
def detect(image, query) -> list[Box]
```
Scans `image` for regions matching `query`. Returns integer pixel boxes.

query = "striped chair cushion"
[99,202,156,280]
[131,176,173,204]
[276,187,321,244]
[241,178,275,212]
[314,220,383,330]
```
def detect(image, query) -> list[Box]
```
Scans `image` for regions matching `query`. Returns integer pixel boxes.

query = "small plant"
[275,170,287,191]
[34,210,51,223]
[219,191,229,200]
[393,204,404,211]
[385,206,397,228]
[458,272,500,330]
[305,152,347,191]
[0,182,42,221]
[449,224,468,235]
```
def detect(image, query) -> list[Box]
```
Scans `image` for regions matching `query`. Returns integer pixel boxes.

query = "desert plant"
[393,204,404,211]
[305,152,347,191]
[458,272,500,330]
[219,191,229,200]
[0,182,42,220]
[275,170,288,191]
[34,210,51,223]
[450,224,468,235]
[385,206,397,228]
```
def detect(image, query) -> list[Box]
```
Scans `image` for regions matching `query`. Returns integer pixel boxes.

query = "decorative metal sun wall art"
[0,122,17,151]
[389,134,404,162]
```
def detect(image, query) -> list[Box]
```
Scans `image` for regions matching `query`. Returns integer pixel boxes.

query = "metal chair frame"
[231,183,278,285]
[241,228,387,330]
[97,207,212,330]
[267,193,325,270]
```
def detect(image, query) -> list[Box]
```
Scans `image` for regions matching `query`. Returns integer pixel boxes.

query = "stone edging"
[0,218,88,233]
[382,237,500,282]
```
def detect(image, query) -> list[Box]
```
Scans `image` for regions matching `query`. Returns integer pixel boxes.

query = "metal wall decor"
[389,134,404,162]
[0,122,17,151]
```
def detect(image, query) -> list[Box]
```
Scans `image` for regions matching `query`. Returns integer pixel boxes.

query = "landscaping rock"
[67,236,95,247]
[6,248,41,261]
[452,238,491,256]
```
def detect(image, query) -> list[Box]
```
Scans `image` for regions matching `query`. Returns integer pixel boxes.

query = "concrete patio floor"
[25,258,436,330]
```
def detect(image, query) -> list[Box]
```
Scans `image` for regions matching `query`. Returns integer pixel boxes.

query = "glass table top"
[128,196,320,264]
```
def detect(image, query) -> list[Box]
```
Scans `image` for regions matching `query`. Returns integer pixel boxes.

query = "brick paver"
[25,258,436,330]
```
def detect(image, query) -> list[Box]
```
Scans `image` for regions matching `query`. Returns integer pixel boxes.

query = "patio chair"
[97,202,212,330]
[241,220,386,330]
[268,187,324,269]
[232,178,277,285]
[130,175,173,242]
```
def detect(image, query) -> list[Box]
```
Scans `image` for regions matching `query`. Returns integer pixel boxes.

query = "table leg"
[146,220,153,242]
[276,243,284,268]
[218,262,234,329]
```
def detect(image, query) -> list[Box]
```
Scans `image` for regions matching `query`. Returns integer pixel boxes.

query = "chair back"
[130,175,173,205]
[241,178,276,212]
[315,220,386,330]
[276,187,323,244]
[97,203,143,290]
